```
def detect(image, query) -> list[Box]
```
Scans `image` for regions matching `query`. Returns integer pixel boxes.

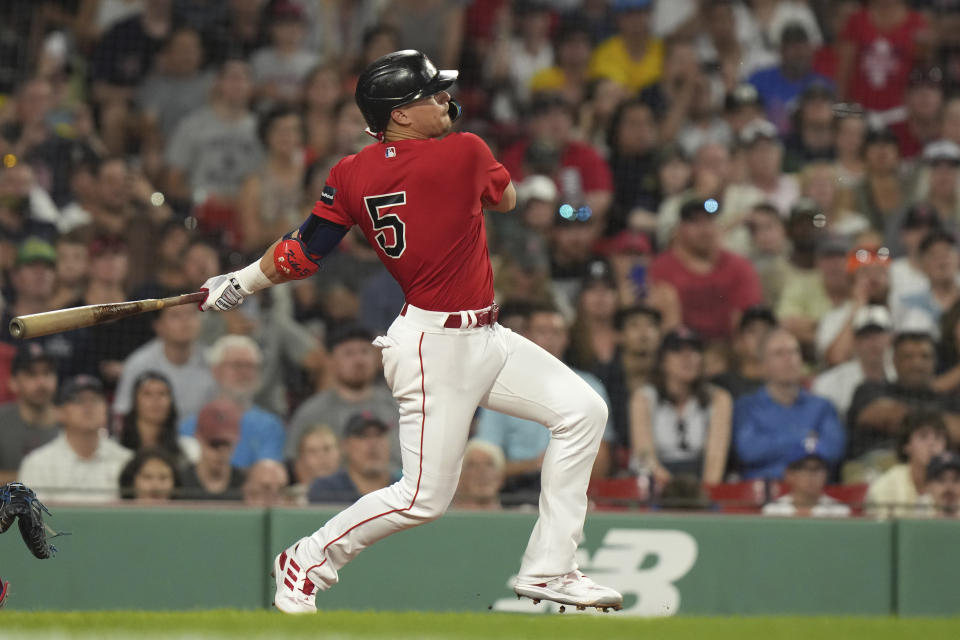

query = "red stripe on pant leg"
[305,332,428,577]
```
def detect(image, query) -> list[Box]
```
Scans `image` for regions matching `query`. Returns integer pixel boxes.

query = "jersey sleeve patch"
[320,185,336,205]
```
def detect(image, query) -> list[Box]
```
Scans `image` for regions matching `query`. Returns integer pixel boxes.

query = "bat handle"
[159,291,208,309]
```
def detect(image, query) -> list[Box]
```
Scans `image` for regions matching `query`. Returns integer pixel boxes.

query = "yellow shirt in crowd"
[588,35,664,92]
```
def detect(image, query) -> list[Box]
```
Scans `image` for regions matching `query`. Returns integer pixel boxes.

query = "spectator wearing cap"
[308,413,395,504]
[477,305,616,491]
[733,329,845,480]
[816,243,892,365]
[18,375,133,503]
[890,67,945,160]
[1,238,57,345]
[714,306,778,399]
[813,306,897,418]
[853,127,910,243]
[650,198,763,341]
[529,21,594,107]
[179,335,285,469]
[777,234,850,354]
[925,451,960,518]
[866,409,947,518]
[911,141,960,234]
[747,23,834,135]
[596,228,680,324]
[630,328,732,486]
[889,204,944,307]
[243,459,291,507]
[453,439,506,511]
[735,119,800,217]
[180,398,246,501]
[250,1,319,107]
[762,442,851,518]
[484,1,555,118]
[746,202,790,307]
[836,0,929,115]
[723,83,767,139]
[588,0,663,93]
[0,343,60,482]
[595,305,663,454]
[606,99,660,234]
[501,93,613,226]
[113,303,217,420]
[287,324,400,466]
[848,332,960,469]
[893,229,960,336]
[783,86,840,173]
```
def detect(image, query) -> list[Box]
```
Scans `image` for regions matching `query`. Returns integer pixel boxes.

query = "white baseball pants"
[297,304,608,589]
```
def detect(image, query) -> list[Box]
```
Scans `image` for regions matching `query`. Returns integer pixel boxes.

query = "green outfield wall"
[0,506,955,616]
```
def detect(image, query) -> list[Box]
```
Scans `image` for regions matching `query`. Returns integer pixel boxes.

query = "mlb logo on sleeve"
[385,147,397,158]
[320,185,336,205]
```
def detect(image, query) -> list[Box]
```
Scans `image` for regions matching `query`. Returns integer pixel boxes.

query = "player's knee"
[410,483,456,521]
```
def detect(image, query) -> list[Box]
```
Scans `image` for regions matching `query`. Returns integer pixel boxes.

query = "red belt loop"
[401,303,409,316]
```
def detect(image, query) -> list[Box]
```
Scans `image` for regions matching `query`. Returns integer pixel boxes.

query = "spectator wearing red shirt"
[501,93,614,225]
[649,199,763,341]
[889,67,945,160]
[836,0,930,119]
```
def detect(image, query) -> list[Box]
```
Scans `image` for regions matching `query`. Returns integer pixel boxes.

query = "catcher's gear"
[1,482,62,559]
[355,49,461,134]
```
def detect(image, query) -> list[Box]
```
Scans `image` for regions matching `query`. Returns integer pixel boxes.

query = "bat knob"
[9,319,24,340]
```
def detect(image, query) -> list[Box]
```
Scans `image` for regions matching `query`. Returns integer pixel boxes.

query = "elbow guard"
[273,232,321,280]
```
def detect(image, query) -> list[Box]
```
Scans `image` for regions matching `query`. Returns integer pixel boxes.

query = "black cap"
[739,306,777,332]
[58,374,104,404]
[725,84,762,111]
[325,324,374,351]
[901,203,943,231]
[679,198,720,222]
[927,451,960,480]
[343,412,389,438]
[779,22,810,45]
[864,126,899,148]
[581,259,616,290]
[789,197,821,221]
[11,342,56,374]
[659,327,704,353]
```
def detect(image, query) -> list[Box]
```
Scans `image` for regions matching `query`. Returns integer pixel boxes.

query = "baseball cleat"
[514,570,623,610]
[272,539,318,614]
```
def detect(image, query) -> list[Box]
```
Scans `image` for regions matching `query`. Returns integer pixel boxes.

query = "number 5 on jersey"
[365,192,407,258]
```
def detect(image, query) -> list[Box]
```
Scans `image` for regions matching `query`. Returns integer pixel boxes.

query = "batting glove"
[200,273,252,312]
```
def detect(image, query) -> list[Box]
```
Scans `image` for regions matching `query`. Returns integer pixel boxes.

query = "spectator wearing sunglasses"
[628,328,732,487]
[180,399,246,501]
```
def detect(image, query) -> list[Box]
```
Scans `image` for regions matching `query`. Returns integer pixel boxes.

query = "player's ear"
[390,107,410,127]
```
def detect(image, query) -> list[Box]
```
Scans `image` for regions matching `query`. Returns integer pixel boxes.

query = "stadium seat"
[705,480,768,513]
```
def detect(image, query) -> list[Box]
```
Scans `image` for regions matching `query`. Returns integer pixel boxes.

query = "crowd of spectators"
[2,0,960,520]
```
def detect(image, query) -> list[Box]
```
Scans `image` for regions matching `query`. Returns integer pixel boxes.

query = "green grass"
[2,611,959,640]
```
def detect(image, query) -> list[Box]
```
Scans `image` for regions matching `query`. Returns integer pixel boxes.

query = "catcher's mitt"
[0,482,65,559]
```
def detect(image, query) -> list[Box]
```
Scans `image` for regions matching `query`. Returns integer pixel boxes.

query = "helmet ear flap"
[448,99,462,123]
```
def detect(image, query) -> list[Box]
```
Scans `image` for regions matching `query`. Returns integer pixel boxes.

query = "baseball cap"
[594,229,652,256]
[325,324,374,351]
[659,327,704,353]
[864,126,899,148]
[11,341,56,374]
[779,22,810,45]
[516,175,558,207]
[195,398,242,444]
[88,234,128,258]
[16,237,57,267]
[901,203,942,230]
[612,0,652,11]
[927,451,960,480]
[57,374,105,404]
[785,437,828,470]
[725,83,762,111]
[922,139,960,166]
[580,259,616,290]
[739,306,777,332]
[853,305,893,336]
[679,198,720,222]
[739,119,779,147]
[343,412,389,438]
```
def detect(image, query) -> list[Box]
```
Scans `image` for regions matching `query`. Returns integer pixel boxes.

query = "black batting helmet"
[355,49,461,135]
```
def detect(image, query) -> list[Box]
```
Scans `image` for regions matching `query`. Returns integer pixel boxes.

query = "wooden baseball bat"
[8,291,207,340]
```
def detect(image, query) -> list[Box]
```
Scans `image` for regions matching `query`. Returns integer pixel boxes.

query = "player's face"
[396,91,453,138]
[134,457,176,502]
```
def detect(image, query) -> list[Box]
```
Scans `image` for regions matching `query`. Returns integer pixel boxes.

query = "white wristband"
[234,260,272,294]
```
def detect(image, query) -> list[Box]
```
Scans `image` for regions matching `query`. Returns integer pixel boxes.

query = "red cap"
[195,398,242,443]
[594,230,652,256]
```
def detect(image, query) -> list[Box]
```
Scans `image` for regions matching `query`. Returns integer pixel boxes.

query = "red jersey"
[840,8,928,112]
[649,249,762,340]
[313,132,511,312]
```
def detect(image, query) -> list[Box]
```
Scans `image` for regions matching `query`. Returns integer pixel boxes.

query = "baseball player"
[200,50,621,614]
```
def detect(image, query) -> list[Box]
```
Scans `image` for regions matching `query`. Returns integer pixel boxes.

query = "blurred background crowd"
[2,0,960,519]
